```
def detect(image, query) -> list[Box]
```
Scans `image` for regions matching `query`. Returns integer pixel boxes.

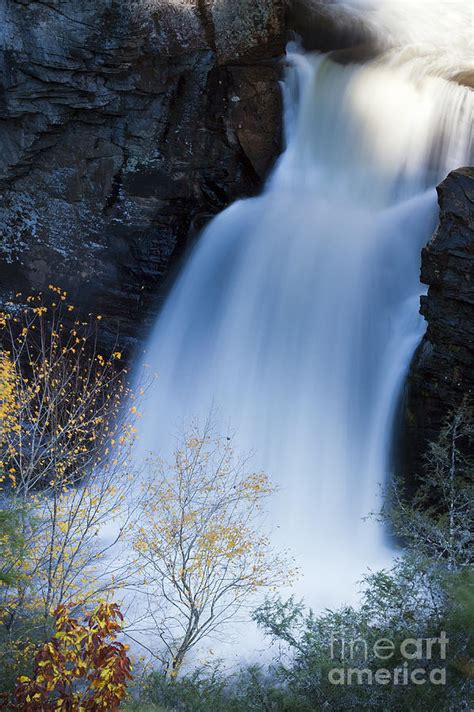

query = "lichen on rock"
[0,0,285,350]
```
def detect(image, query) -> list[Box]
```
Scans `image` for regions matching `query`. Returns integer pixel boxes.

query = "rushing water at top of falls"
[133,44,473,606]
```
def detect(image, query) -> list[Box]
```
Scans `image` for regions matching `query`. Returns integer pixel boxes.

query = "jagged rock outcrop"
[0,0,285,349]
[405,167,474,473]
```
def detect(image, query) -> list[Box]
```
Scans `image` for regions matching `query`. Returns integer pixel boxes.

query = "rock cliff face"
[405,167,474,473]
[2,3,473,470]
[0,0,285,349]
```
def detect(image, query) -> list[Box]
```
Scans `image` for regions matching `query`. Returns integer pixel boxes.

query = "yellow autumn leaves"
[128,423,295,676]
[0,288,142,665]
[0,286,293,683]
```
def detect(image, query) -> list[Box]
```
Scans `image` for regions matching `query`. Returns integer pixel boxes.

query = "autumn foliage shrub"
[2,602,132,711]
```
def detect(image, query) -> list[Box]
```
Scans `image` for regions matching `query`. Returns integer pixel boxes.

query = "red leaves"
[2,602,132,711]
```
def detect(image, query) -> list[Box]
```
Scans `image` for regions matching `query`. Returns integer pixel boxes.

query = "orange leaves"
[6,602,132,711]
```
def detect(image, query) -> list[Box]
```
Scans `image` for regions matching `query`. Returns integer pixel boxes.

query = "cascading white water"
[134,7,473,607]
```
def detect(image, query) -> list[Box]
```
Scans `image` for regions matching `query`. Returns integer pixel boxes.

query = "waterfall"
[134,19,473,606]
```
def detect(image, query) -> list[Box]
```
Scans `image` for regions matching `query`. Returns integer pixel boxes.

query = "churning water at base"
[135,46,472,606]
